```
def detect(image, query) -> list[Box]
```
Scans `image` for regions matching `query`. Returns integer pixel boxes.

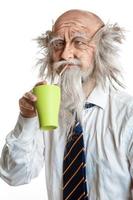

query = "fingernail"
[32,96,37,101]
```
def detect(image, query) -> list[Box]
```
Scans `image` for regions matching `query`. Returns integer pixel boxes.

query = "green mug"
[33,84,61,130]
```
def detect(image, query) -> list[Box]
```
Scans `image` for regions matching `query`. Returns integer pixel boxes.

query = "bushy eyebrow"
[73,25,105,41]
[73,32,87,38]
[72,35,88,41]
[49,35,88,46]
[49,37,64,44]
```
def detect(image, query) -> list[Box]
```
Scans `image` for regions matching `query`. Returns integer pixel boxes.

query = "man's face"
[50,15,98,73]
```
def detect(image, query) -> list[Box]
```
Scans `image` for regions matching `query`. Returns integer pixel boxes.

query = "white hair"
[93,23,125,89]
[59,66,86,133]
[35,23,126,131]
[35,23,125,89]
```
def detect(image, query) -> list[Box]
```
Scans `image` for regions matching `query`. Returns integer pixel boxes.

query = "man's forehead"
[52,10,103,33]
[53,19,93,35]
[52,23,91,39]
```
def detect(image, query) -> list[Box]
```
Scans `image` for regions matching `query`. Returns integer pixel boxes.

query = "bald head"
[52,9,104,34]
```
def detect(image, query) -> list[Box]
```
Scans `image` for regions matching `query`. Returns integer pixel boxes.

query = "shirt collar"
[86,80,109,110]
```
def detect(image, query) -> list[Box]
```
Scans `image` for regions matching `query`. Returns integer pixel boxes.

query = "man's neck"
[83,78,96,98]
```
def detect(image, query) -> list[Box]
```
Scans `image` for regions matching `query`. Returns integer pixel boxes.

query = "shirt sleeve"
[126,113,133,174]
[0,114,45,186]
[125,111,133,199]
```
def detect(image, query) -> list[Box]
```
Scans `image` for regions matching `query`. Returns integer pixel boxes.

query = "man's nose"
[60,44,74,60]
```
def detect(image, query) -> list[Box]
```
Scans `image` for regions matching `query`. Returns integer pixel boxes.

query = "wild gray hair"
[35,23,125,89]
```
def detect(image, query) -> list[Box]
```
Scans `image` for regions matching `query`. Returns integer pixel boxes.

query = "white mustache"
[53,59,81,71]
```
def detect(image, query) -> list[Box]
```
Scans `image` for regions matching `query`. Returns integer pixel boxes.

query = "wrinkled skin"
[19,10,104,118]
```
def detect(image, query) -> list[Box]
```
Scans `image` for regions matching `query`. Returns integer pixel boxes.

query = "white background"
[0,0,133,199]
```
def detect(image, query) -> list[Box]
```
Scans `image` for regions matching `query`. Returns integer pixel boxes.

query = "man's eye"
[75,40,84,45]
[74,40,88,49]
[51,40,65,50]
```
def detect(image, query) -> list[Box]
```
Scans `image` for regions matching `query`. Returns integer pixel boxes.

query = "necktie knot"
[73,122,83,135]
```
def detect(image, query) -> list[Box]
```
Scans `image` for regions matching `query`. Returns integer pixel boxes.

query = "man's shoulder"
[110,88,133,115]
[113,89,133,103]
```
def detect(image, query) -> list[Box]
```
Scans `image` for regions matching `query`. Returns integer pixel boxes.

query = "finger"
[19,97,37,118]
[19,98,35,111]
[20,108,37,118]
[34,81,47,87]
[24,92,37,102]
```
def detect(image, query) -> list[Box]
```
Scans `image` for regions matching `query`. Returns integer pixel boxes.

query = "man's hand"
[19,81,46,118]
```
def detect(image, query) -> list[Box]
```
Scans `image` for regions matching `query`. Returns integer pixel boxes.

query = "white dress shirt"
[1,81,133,200]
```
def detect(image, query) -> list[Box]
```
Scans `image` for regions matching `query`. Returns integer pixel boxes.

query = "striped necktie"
[63,103,95,200]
